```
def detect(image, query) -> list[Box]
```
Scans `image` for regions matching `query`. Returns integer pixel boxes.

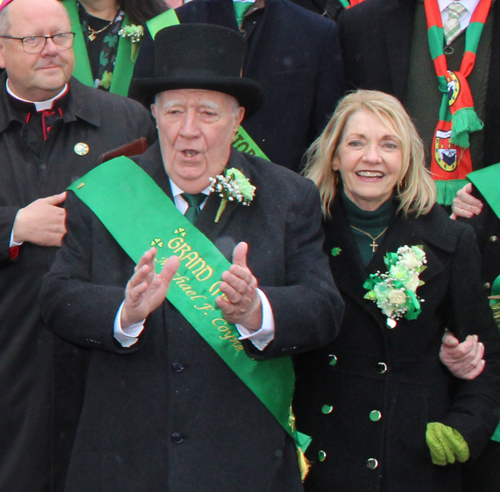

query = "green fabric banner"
[146,8,180,38]
[64,0,138,96]
[468,163,500,222]
[232,126,269,161]
[67,156,309,452]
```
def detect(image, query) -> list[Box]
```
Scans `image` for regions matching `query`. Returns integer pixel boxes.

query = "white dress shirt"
[439,0,481,32]
[114,179,276,350]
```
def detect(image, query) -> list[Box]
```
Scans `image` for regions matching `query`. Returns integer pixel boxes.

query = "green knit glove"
[426,422,470,466]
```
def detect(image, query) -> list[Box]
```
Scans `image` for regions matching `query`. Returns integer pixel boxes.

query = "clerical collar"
[6,80,69,111]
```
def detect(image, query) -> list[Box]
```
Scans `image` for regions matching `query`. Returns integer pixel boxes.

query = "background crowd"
[0,0,499,490]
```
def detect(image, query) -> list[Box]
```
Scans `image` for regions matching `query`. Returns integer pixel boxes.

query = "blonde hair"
[303,90,436,218]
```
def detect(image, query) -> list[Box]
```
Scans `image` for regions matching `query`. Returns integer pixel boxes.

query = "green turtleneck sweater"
[342,190,397,266]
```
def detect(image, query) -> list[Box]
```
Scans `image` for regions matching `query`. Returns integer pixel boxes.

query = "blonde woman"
[294,90,500,492]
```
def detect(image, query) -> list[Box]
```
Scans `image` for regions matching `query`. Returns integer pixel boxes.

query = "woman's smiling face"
[333,108,403,211]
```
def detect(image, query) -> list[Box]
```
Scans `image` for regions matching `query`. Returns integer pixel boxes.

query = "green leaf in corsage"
[363,245,427,328]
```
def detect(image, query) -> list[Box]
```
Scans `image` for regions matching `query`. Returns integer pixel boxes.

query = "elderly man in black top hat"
[41,23,343,492]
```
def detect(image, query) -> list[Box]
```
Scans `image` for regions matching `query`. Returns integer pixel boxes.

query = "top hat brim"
[131,75,263,119]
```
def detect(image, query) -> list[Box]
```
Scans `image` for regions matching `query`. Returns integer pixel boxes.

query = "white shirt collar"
[6,79,69,112]
[438,0,481,15]
[169,179,211,198]
[169,179,211,214]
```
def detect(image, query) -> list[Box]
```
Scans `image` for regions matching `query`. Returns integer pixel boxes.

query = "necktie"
[182,193,206,224]
[444,2,467,45]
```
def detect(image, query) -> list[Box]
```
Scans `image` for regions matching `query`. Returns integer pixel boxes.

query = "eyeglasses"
[0,32,75,53]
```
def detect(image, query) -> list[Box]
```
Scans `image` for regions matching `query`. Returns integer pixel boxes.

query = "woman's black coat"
[294,196,500,492]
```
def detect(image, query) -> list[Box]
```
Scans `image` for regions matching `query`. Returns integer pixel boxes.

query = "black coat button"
[171,432,184,444]
[171,362,184,373]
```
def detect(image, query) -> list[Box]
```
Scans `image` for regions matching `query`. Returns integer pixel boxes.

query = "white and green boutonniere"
[209,168,256,223]
[363,245,427,328]
[118,24,144,60]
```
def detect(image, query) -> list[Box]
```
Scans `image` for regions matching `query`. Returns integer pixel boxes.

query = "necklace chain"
[87,19,115,41]
[350,225,388,252]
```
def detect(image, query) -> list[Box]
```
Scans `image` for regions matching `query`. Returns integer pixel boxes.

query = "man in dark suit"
[131,0,345,172]
[0,0,156,490]
[41,24,343,491]
[340,0,499,205]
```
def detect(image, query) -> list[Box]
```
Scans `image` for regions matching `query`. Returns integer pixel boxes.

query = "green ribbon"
[468,163,500,222]
[146,9,180,38]
[67,156,310,453]
[145,11,270,162]
[64,0,138,96]
[231,126,269,161]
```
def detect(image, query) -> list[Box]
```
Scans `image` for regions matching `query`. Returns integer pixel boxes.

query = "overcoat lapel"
[243,0,280,76]
[484,0,500,165]
[326,195,446,326]
[382,0,416,102]
[193,149,250,243]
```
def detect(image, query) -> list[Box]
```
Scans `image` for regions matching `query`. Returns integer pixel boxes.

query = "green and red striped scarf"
[424,0,491,205]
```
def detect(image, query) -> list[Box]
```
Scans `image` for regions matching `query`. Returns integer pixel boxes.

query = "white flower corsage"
[363,245,427,328]
[209,168,256,222]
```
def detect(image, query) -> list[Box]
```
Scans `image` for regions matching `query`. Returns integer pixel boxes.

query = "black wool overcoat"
[0,75,156,491]
[294,196,500,492]
[40,143,344,492]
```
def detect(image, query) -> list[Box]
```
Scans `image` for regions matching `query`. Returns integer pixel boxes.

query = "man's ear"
[150,102,159,129]
[234,106,245,133]
[0,40,6,69]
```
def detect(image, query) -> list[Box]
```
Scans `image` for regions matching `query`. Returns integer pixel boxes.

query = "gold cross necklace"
[350,225,388,252]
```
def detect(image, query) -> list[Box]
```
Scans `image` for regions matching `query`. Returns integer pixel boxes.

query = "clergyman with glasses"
[0,0,156,489]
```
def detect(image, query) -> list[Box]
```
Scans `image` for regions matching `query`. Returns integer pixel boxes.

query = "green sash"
[64,0,137,96]
[145,11,270,162]
[468,163,500,222]
[146,9,180,38]
[67,156,310,457]
[468,163,500,442]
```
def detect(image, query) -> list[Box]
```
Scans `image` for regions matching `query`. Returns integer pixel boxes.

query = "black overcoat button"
[171,432,184,444]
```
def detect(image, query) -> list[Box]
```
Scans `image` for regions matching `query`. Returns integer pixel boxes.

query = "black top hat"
[131,24,263,117]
